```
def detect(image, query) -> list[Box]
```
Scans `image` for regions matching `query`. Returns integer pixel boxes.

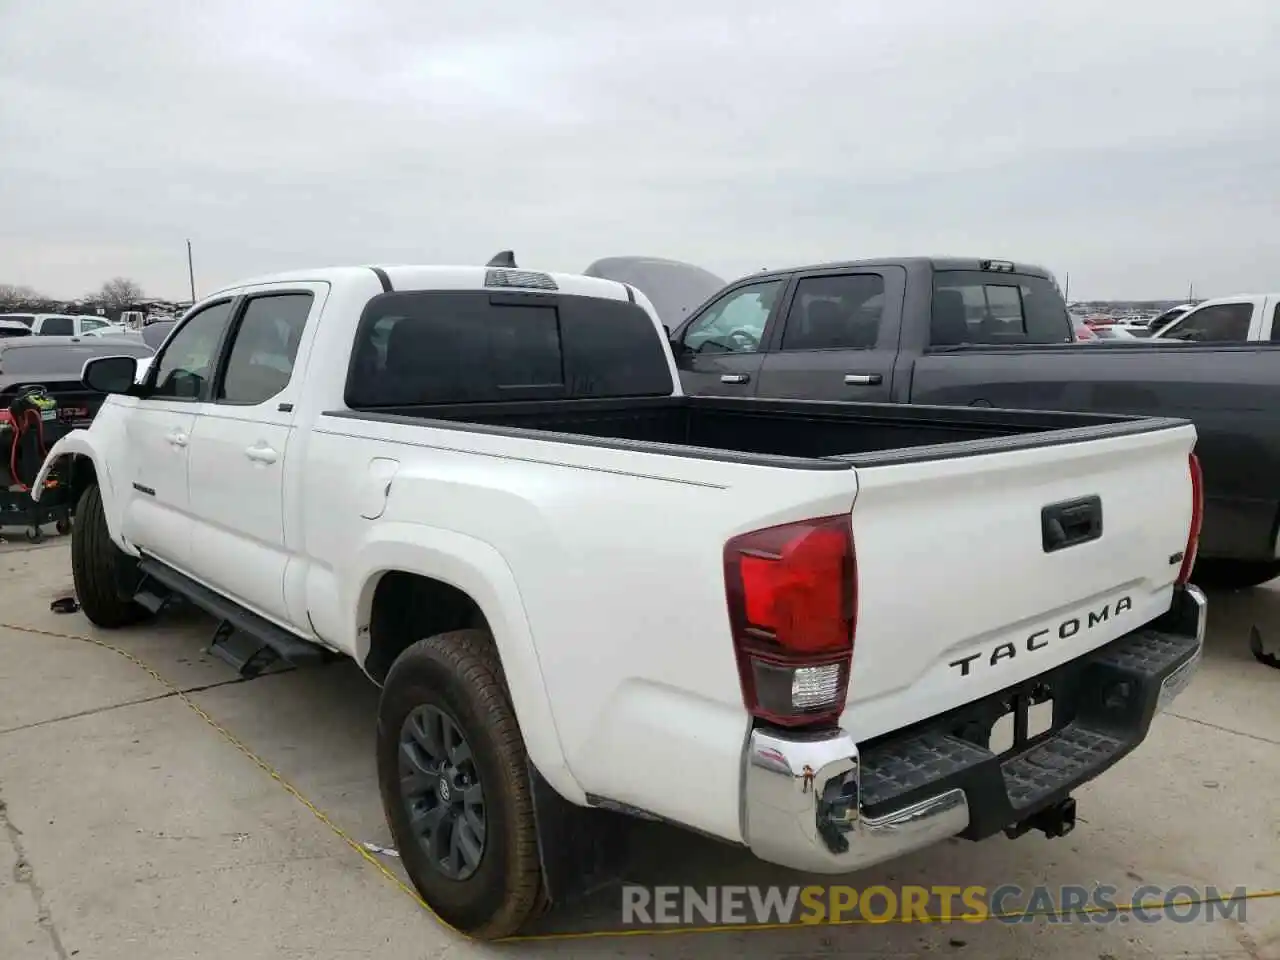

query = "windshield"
[0,314,35,327]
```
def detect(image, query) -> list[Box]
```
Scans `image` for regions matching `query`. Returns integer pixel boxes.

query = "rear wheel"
[377,629,544,939]
[70,485,147,628]
[1191,558,1280,591]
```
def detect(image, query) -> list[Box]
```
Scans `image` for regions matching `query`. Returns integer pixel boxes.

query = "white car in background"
[29,314,116,337]
[1091,325,1143,340]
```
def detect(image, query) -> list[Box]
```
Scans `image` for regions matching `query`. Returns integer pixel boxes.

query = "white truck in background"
[1151,293,1280,342]
[37,258,1206,938]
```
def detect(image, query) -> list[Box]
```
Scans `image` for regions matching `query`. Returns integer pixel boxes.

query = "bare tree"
[0,283,42,309]
[98,277,145,309]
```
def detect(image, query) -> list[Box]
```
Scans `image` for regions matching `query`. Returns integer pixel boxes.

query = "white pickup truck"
[1151,293,1280,341]
[36,260,1207,938]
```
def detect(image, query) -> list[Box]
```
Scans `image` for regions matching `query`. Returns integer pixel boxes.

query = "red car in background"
[1073,318,1099,341]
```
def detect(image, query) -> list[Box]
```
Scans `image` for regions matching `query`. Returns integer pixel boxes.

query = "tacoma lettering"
[948,596,1133,677]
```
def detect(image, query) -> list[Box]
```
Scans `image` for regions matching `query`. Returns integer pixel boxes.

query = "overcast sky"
[2,0,1277,301]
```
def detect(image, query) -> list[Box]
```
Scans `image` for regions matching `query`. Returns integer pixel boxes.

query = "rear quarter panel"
[302,417,863,842]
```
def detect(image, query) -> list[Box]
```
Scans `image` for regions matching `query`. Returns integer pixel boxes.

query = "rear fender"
[350,523,584,805]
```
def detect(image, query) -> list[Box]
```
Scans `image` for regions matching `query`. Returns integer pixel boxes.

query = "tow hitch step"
[134,558,329,678]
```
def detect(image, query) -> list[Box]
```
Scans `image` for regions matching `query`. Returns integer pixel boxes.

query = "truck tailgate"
[843,421,1198,741]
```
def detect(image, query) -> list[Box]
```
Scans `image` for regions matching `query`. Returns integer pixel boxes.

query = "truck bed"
[333,395,1187,468]
[325,390,1200,753]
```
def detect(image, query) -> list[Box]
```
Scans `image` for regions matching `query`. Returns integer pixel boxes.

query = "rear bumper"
[742,584,1207,875]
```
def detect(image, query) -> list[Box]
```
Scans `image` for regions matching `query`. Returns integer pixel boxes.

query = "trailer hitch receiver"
[1006,796,1077,840]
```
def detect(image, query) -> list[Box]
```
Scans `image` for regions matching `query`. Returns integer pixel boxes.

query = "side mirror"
[82,355,139,395]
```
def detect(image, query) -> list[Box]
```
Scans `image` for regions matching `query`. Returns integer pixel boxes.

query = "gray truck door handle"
[844,373,883,386]
[720,373,751,384]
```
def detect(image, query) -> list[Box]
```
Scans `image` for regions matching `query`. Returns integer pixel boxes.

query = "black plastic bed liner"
[325,395,1189,470]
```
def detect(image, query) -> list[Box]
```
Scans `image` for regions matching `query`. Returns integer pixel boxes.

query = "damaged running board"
[135,557,330,678]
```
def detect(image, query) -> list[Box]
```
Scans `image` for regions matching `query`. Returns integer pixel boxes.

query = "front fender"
[31,431,131,551]
[30,433,85,499]
[349,523,585,805]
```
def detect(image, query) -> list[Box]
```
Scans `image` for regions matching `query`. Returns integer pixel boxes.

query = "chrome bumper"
[1156,583,1207,711]
[741,584,1207,876]
[742,728,969,875]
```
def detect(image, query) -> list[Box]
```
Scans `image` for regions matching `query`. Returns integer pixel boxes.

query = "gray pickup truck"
[605,256,1278,590]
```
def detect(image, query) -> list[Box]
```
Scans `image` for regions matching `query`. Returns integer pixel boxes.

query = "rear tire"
[377,629,544,939]
[1191,558,1280,590]
[71,485,147,628]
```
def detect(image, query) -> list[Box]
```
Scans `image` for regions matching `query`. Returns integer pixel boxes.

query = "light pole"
[187,239,196,301]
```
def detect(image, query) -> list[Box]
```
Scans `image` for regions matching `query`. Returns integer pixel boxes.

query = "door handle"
[844,373,883,386]
[720,373,751,384]
[166,430,188,448]
[245,444,279,464]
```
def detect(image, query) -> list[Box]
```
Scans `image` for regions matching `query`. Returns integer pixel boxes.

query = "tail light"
[723,515,856,727]
[1177,453,1204,585]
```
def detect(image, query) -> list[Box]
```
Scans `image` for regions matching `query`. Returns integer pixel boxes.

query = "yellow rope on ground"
[3,620,1277,943]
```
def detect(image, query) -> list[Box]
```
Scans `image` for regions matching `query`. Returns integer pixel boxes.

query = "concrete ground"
[0,539,1277,960]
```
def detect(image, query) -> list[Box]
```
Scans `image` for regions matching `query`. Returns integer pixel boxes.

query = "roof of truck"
[210,264,633,302]
[1192,292,1279,302]
[746,256,1055,283]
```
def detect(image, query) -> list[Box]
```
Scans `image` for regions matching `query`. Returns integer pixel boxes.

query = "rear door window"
[218,293,314,404]
[38,316,75,336]
[346,291,674,407]
[930,271,1073,346]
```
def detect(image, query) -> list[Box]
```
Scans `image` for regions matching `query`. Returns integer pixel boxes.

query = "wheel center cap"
[438,777,451,803]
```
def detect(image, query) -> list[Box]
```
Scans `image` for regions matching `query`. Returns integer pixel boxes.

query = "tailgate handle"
[1042,496,1103,552]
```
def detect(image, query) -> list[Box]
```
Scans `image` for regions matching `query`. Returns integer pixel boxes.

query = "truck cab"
[1151,294,1280,343]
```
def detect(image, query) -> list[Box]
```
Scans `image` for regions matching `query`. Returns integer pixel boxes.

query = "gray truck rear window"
[931,271,1072,346]
[345,290,675,407]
